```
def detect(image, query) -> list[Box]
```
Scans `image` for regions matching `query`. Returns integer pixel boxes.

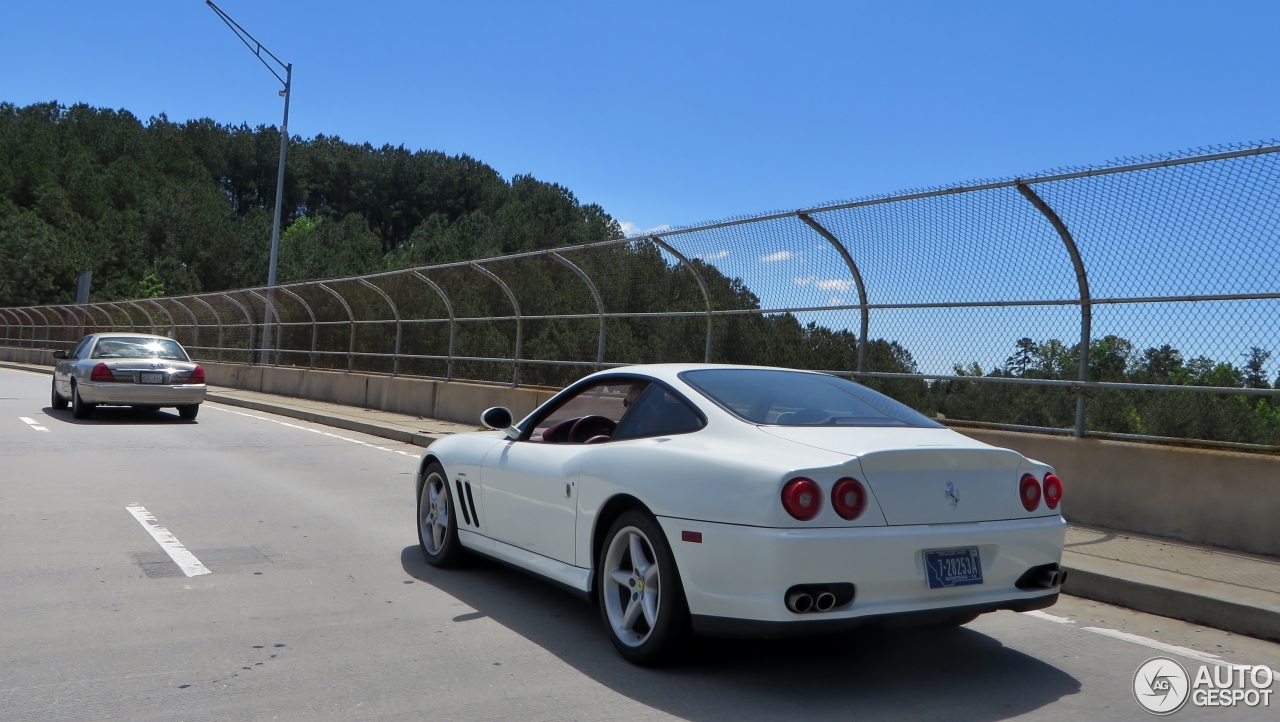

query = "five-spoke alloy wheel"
[418,462,465,567]
[598,510,688,664]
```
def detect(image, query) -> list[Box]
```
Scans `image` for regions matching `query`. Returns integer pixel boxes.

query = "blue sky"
[3,1,1279,235]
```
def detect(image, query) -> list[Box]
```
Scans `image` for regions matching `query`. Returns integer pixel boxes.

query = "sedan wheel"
[71,381,94,420]
[417,463,465,567]
[599,510,689,665]
[51,379,68,410]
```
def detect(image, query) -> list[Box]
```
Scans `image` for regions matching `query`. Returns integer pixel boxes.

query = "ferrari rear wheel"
[418,463,465,567]
[598,510,689,665]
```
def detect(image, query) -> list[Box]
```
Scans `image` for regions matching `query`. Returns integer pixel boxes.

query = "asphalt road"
[1,366,1278,721]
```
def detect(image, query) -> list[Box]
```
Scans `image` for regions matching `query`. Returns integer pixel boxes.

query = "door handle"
[564,482,572,498]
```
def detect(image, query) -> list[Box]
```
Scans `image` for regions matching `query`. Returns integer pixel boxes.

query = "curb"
[1062,554,1280,642]
[204,391,440,448]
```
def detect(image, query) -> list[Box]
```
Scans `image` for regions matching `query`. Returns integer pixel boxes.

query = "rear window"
[92,337,189,361]
[680,368,942,428]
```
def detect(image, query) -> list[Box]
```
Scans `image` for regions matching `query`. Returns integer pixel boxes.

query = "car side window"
[528,381,649,444]
[612,385,706,441]
[69,339,90,360]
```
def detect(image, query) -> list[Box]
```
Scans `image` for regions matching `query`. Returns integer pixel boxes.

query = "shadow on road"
[401,546,1080,721]
[39,406,196,425]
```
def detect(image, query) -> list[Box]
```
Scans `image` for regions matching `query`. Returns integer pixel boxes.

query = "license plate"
[924,547,983,589]
[139,372,165,384]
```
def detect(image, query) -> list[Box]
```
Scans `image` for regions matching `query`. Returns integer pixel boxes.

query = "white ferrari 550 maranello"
[415,364,1066,664]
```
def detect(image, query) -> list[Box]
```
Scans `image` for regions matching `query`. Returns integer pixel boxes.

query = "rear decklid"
[759,426,1023,524]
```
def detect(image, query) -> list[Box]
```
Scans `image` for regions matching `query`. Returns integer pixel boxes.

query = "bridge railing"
[4,142,1280,452]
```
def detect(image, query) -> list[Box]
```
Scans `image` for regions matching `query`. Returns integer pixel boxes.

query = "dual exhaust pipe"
[785,583,856,614]
[1015,563,1068,591]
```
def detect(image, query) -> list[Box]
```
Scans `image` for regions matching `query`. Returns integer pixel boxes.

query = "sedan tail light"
[188,365,205,384]
[831,477,868,520]
[1019,473,1042,512]
[781,478,822,521]
[1043,473,1063,510]
[90,363,116,382]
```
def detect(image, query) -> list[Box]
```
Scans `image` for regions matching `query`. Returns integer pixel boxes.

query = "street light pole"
[205,0,291,363]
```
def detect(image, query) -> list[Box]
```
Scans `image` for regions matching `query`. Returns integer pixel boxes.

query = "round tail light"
[1043,473,1063,510]
[781,478,822,521]
[1019,473,1042,512]
[831,477,867,520]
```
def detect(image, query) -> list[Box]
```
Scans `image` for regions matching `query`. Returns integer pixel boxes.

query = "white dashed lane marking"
[1022,610,1280,676]
[19,416,49,432]
[124,505,211,577]
[205,404,418,457]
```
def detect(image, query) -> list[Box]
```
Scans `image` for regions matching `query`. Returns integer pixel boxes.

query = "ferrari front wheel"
[598,510,689,665]
[418,462,465,567]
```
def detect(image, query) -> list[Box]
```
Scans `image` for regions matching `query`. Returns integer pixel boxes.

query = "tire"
[71,381,94,420]
[51,379,68,410]
[417,462,466,567]
[597,509,690,665]
[177,404,200,420]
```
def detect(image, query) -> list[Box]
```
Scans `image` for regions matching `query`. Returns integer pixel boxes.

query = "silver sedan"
[52,333,207,420]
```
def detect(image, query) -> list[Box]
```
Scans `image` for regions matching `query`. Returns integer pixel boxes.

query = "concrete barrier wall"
[955,428,1280,558]
[3,346,1276,556]
[199,361,558,428]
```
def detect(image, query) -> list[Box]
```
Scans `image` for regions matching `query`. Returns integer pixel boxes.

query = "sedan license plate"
[924,547,983,589]
[138,372,166,385]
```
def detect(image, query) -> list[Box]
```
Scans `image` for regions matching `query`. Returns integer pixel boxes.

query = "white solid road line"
[206,404,418,457]
[1022,611,1280,676]
[124,505,212,577]
[18,416,49,432]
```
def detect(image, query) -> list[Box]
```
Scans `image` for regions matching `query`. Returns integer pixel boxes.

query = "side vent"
[464,482,480,529]
[454,479,472,526]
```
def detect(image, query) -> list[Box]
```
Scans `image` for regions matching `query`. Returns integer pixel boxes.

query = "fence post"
[278,286,317,368]
[166,298,201,352]
[359,278,402,376]
[124,301,156,334]
[410,270,457,381]
[470,262,523,386]
[12,308,37,347]
[317,283,355,371]
[550,251,607,369]
[191,296,224,362]
[650,235,714,363]
[220,293,255,364]
[246,289,285,366]
[145,299,176,336]
[1017,183,1092,437]
[797,213,871,375]
[0,309,19,346]
[27,307,51,347]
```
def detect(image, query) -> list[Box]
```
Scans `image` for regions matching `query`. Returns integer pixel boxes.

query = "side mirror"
[52,350,68,359]
[480,406,519,440]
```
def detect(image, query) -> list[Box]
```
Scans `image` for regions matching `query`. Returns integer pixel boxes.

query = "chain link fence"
[5,142,1280,451]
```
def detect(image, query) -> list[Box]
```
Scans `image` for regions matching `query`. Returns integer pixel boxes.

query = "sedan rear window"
[680,368,942,428]
[92,337,190,361]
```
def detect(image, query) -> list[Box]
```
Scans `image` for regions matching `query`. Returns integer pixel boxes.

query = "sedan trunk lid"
[759,426,1023,524]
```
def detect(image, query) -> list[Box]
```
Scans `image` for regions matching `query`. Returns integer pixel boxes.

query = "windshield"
[91,337,190,361]
[680,368,943,428]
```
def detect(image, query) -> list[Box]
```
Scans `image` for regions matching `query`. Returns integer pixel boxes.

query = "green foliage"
[136,273,164,298]
[0,102,622,304]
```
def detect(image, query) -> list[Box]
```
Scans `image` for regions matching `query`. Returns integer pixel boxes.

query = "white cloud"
[619,222,672,237]
[794,276,853,293]
[827,296,846,306]
[815,279,853,292]
[695,250,730,261]
[760,250,794,262]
